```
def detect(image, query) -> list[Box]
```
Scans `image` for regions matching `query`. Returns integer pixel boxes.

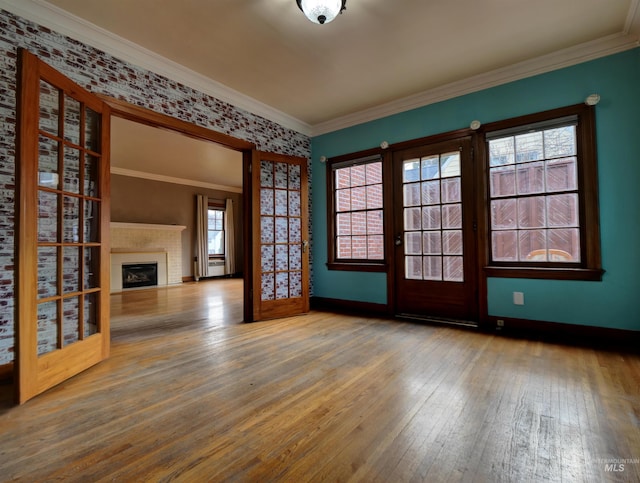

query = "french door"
[393,137,478,321]
[251,151,310,320]
[16,49,111,403]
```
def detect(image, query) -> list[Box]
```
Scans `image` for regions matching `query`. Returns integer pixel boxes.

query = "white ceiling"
[29,0,640,130]
[110,117,243,192]
[4,0,639,189]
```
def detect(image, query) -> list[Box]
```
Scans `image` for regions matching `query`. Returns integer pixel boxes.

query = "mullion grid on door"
[260,160,303,301]
[403,152,463,282]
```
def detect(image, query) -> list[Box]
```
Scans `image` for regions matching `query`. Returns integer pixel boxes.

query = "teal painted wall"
[311,48,640,329]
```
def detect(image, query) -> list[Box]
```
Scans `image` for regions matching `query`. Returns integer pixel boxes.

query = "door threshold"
[396,313,478,328]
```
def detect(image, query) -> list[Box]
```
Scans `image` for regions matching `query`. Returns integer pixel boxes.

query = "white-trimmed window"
[207,207,224,257]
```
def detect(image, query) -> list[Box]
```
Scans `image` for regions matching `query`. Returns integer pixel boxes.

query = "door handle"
[302,240,309,253]
[394,235,402,246]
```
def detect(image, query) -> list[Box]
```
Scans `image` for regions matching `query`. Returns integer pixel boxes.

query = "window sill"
[484,266,604,281]
[326,262,387,273]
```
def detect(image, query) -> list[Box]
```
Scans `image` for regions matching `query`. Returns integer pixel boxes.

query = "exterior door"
[16,49,111,403]
[252,151,309,320]
[393,137,477,321]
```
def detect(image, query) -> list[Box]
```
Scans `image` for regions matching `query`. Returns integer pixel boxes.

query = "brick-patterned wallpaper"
[0,9,312,364]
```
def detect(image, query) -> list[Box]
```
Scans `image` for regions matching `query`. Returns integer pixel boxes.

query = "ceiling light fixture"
[296,0,346,25]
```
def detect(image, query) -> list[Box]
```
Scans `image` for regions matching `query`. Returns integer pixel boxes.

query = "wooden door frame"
[250,151,310,321]
[97,96,257,322]
[385,128,482,323]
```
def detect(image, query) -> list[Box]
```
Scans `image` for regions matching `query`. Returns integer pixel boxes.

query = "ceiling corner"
[625,0,640,37]
[1,0,313,137]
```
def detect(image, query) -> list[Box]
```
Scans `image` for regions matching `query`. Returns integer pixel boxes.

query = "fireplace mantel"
[110,222,186,231]
[111,247,167,253]
[110,222,186,292]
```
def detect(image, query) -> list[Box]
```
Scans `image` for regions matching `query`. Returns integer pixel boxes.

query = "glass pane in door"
[34,71,105,357]
[62,246,81,293]
[63,146,81,194]
[62,297,80,345]
[84,293,98,337]
[38,135,59,188]
[84,153,100,197]
[63,196,80,243]
[402,151,464,282]
[84,107,101,152]
[259,160,304,301]
[37,247,58,299]
[38,80,59,135]
[37,301,58,355]
[63,94,81,146]
[38,191,58,242]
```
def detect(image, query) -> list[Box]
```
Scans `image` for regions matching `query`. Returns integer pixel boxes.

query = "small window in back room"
[208,207,224,257]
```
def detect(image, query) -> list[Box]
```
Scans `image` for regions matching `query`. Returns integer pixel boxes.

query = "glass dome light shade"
[297,0,346,25]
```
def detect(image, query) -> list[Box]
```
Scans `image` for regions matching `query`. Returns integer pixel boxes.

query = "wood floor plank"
[0,279,638,482]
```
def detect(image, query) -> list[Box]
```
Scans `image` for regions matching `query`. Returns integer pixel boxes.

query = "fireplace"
[110,223,186,293]
[122,263,158,289]
[110,248,169,293]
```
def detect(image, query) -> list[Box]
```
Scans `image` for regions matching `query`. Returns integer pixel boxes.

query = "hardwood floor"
[0,279,639,482]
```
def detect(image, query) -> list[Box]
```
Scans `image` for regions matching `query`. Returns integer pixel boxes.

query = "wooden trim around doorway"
[98,95,255,151]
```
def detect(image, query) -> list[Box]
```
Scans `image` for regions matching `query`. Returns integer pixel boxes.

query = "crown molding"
[111,167,242,194]
[0,0,313,136]
[312,31,640,136]
[2,0,638,139]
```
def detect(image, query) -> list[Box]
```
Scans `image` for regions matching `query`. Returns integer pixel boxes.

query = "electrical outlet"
[513,292,524,305]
